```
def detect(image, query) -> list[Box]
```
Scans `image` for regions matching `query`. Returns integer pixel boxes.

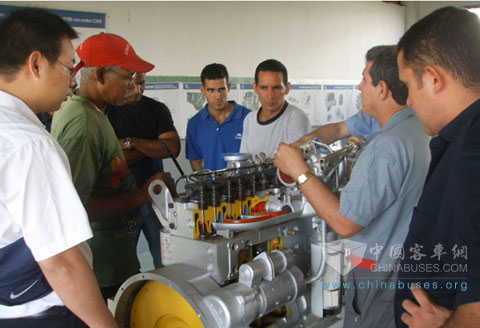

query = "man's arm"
[443,302,480,327]
[292,122,351,147]
[85,172,174,221]
[274,142,362,237]
[401,286,480,328]
[38,246,117,328]
[190,159,204,172]
[119,131,180,165]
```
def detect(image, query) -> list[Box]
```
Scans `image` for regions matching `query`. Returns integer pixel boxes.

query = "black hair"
[0,8,78,78]
[254,59,288,85]
[200,63,229,85]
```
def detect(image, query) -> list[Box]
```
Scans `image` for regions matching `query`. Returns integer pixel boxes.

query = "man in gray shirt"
[275,46,430,328]
[240,59,310,158]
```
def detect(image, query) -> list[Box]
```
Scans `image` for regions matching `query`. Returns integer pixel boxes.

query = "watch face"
[298,174,307,184]
[296,171,314,186]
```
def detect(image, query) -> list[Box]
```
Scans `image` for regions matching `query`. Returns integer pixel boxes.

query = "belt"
[27,305,68,318]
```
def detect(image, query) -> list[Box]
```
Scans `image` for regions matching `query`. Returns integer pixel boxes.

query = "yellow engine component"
[192,194,269,238]
[129,281,204,328]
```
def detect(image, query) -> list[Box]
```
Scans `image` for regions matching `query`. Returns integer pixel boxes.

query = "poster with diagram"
[349,85,363,118]
[238,84,260,111]
[287,84,323,126]
[181,83,204,138]
[322,85,354,125]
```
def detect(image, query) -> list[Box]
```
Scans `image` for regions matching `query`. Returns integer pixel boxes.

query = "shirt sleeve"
[2,138,93,261]
[345,111,380,140]
[339,141,403,227]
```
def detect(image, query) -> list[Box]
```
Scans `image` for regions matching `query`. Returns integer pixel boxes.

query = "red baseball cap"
[74,32,154,73]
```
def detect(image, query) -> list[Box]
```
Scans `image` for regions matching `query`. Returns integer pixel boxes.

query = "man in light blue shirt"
[275,45,430,328]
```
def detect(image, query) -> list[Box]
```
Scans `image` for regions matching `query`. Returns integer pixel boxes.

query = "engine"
[109,138,362,328]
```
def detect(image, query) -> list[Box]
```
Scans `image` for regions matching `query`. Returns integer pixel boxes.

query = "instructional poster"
[180,83,204,138]
[287,84,323,125]
[322,84,355,125]
[238,84,260,111]
[350,85,363,118]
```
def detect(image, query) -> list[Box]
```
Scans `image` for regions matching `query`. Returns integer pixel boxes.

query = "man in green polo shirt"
[52,33,173,301]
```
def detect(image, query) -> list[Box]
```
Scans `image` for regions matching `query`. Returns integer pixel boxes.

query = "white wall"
[6,1,405,81]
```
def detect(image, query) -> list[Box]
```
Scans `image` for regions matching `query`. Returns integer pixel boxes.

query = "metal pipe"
[305,219,327,284]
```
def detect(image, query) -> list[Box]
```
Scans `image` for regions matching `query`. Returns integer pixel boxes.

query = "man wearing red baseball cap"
[52,32,174,301]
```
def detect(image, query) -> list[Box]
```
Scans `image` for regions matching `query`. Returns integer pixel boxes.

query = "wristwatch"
[296,170,315,187]
[124,137,132,150]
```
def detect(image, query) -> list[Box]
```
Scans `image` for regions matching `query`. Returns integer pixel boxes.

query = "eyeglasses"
[117,72,136,87]
[105,68,136,87]
[57,60,76,79]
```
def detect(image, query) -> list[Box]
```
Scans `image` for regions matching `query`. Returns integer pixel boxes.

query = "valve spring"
[226,179,233,204]
[198,184,209,210]
[211,185,219,208]
[250,176,257,196]
[238,178,246,201]
[260,177,268,191]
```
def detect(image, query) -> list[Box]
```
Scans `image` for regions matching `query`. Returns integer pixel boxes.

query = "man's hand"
[118,137,129,150]
[139,172,177,202]
[401,285,453,328]
[274,142,310,180]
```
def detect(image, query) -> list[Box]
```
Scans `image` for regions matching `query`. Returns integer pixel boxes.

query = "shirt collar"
[382,107,415,131]
[70,90,105,115]
[200,101,240,122]
[438,99,480,143]
[0,89,45,129]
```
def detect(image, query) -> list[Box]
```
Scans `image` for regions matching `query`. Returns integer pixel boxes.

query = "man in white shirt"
[240,59,311,158]
[0,8,116,328]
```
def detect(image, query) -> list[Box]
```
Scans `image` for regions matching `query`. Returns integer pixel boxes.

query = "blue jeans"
[141,204,163,268]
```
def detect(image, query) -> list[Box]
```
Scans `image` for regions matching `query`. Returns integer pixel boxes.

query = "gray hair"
[79,65,122,86]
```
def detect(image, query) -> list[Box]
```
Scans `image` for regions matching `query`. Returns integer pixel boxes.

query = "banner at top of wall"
[0,5,105,29]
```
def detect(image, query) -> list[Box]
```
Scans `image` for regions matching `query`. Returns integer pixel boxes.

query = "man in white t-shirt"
[0,8,116,328]
[240,59,311,158]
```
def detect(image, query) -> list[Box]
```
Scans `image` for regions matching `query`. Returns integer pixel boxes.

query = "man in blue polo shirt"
[186,63,251,171]
[395,6,480,327]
